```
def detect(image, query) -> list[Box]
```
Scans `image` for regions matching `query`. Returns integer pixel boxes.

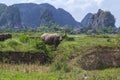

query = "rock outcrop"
[14,3,81,28]
[81,9,116,30]
[0,4,22,29]
[0,3,81,29]
[81,13,93,27]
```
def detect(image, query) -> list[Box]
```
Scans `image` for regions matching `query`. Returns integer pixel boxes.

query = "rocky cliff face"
[81,9,116,30]
[14,3,81,28]
[0,3,81,29]
[0,4,22,29]
[0,3,116,32]
[81,13,93,27]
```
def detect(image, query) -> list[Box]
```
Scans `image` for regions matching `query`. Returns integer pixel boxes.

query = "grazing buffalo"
[0,33,12,41]
[41,33,63,49]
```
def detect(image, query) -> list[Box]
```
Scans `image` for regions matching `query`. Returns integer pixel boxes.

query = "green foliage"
[87,34,110,38]
[0,39,23,51]
[80,26,93,33]
[35,24,63,32]
[51,59,64,71]
[96,26,115,34]
[64,36,75,41]
[31,39,48,53]
[5,39,21,46]
[51,55,71,72]
[114,35,120,47]
[19,34,30,43]
[79,26,116,34]
[0,33,49,53]
[117,27,120,34]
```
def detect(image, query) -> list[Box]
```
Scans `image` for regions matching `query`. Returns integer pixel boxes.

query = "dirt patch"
[79,47,120,70]
[0,51,50,64]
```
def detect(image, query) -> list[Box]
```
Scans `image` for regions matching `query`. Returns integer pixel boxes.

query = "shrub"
[64,35,75,41]
[5,39,21,46]
[51,60,71,72]
[115,35,120,47]
[3,39,22,50]
[29,38,48,53]
[65,37,75,41]
[0,42,6,48]
[19,34,30,43]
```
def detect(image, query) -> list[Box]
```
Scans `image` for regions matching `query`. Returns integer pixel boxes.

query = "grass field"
[0,33,120,80]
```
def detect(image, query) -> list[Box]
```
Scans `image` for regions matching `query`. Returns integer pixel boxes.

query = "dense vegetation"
[0,33,120,80]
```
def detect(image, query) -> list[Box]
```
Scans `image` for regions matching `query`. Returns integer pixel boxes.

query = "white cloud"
[27,0,36,2]
[94,0,104,6]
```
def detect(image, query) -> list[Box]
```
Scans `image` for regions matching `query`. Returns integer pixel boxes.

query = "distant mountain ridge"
[0,3,22,29]
[0,3,81,29]
[14,3,81,28]
[0,3,117,32]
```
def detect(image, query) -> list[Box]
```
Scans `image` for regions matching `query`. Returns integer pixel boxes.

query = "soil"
[0,51,50,64]
[79,47,120,70]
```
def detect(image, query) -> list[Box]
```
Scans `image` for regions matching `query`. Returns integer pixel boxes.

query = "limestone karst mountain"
[81,9,116,29]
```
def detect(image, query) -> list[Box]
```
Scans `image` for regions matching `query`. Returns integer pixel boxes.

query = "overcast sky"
[1,0,120,27]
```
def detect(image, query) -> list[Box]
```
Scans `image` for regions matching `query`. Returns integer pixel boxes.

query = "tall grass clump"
[50,40,77,72]
[3,39,23,51]
[115,34,120,47]
[50,55,71,72]
[19,34,30,43]
[30,38,48,53]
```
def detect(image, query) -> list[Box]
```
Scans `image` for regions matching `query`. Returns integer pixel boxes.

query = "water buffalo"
[0,33,12,41]
[41,33,63,49]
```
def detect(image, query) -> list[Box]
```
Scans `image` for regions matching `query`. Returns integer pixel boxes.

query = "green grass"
[0,35,47,52]
[0,67,120,80]
[0,70,58,80]
[0,33,120,80]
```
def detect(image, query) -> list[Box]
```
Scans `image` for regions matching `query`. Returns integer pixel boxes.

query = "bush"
[65,37,75,41]
[5,39,21,46]
[115,35,120,47]
[29,38,48,53]
[0,42,6,48]
[19,34,30,43]
[1,39,22,51]
[64,35,75,41]
[5,39,22,50]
